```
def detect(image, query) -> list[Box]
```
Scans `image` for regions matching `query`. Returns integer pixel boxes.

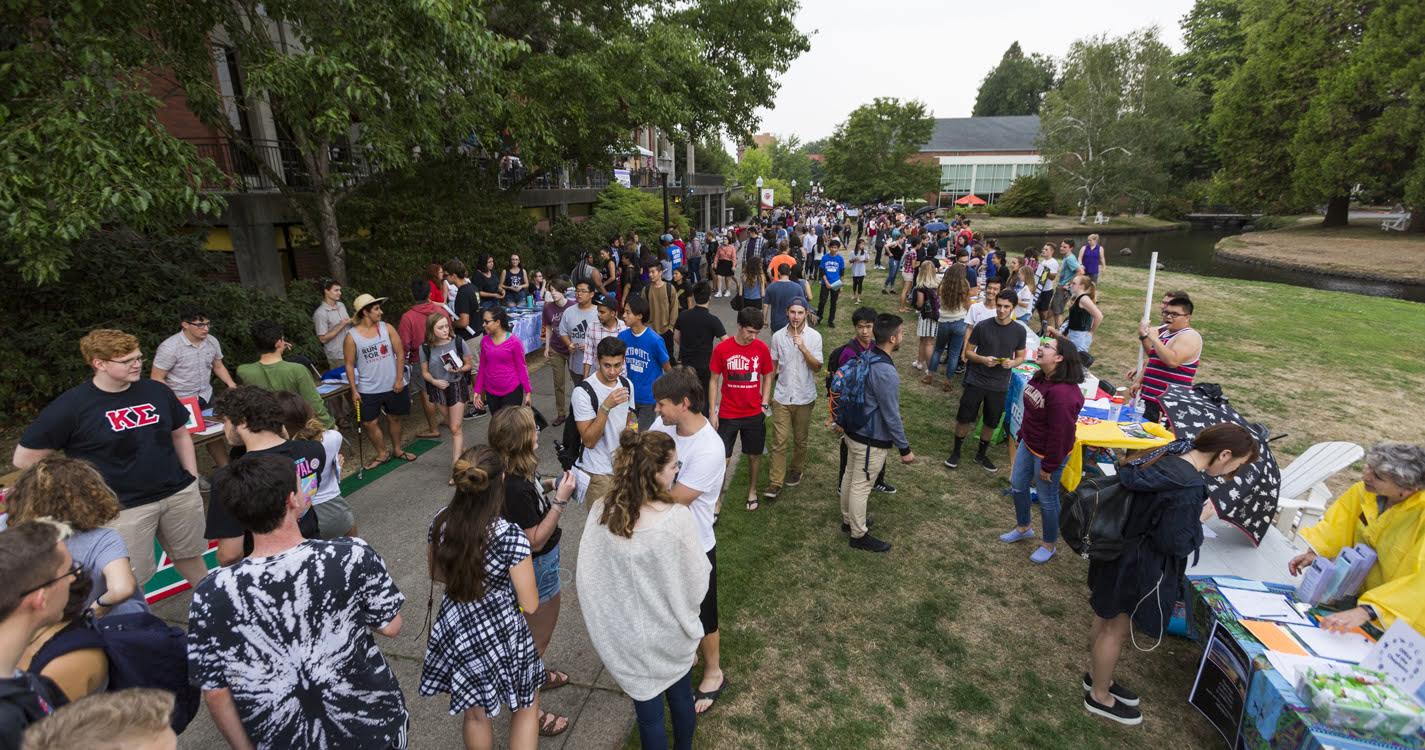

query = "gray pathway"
[161,288,746,749]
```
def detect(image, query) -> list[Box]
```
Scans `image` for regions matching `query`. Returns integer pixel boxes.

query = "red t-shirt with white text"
[709,337,773,419]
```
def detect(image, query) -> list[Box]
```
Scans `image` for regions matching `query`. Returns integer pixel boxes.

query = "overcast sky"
[739,0,1196,150]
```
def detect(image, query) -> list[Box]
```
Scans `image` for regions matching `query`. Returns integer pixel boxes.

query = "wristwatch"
[1360,604,1378,621]
[599,403,611,413]
[1138,334,1149,341]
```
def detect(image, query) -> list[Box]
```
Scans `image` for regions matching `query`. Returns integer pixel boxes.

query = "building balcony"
[186,137,373,192]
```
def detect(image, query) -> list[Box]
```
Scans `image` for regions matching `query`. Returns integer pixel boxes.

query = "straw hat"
[351,294,388,314]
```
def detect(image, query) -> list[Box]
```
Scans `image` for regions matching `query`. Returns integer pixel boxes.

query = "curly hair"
[600,430,675,538]
[489,406,538,479]
[434,446,506,603]
[79,329,138,365]
[7,456,121,530]
[212,385,284,435]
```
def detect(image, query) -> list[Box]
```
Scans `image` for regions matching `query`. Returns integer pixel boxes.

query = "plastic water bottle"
[1108,394,1125,423]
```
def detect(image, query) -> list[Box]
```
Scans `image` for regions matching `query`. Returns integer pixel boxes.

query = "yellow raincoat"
[1300,482,1425,632]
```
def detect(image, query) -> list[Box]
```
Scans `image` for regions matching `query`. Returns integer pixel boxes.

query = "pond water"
[1008,228,1425,303]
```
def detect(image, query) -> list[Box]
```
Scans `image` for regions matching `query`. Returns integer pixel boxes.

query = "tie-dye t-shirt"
[187,539,408,749]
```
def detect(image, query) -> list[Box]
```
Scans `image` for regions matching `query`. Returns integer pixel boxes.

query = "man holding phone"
[946,290,1026,473]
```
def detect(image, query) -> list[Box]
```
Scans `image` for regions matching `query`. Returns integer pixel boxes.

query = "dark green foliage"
[586,185,690,246]
[972,42,1057,117]
[529,217,603,280]
[336,157,535,309]
[993,175,1054,217]
[823,98,939,204]
[1173,0,1246,180]
[1,231,316,425]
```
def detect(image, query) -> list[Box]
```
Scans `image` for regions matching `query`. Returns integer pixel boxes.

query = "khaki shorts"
[1050,286,1072,316]
[109,480,208,585]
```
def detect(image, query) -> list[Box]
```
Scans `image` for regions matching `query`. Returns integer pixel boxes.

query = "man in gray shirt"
[153,306,237,467]
[312,278,352,370]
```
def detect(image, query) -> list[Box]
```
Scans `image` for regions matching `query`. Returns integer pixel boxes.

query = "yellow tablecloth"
[1060,421,1175,492]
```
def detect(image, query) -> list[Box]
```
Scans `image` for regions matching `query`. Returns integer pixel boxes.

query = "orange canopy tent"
[954,194,987,206]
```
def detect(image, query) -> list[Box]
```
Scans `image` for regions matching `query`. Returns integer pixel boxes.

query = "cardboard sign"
[179,396,205,433]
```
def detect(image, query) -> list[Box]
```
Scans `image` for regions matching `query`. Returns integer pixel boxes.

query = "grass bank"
[1217,219,1425,284]
[662,266,1425,749]
[956,214,1185,237]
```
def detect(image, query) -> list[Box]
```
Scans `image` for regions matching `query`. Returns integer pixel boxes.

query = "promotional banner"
[760,188,774,209]
[613,169,631,188]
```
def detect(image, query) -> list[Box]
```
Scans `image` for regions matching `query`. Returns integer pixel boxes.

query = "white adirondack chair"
[1273,441,1365,539]
[1381,213,1410,231]
[1093,211,1109,225]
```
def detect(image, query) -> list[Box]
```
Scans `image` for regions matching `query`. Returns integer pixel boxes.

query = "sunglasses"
[23,562,83,597]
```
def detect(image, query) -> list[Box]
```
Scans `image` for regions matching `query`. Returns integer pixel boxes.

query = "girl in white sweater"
[577,430,710,750]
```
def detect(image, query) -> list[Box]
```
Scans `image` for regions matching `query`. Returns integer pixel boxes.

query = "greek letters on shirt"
[104,404,160,431]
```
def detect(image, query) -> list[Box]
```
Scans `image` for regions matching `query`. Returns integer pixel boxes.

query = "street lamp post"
[755,176,764,218]
[661,171,670,230]
[791,178,798,206]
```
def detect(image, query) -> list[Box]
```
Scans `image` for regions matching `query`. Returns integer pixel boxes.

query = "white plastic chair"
[1093,211,1109,225]
[1274,441,1365,539]
[1381,213,1410,231]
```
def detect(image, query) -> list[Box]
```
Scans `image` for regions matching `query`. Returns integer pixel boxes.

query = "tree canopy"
[1173,0,1246,181]
[972,42,1056,117]
[1038,29,1196,221]
[822,98,937,204]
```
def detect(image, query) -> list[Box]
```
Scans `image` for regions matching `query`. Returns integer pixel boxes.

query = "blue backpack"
[828,350,876,437]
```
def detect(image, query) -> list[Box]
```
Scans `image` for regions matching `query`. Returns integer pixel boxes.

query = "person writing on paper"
[1288,442,1425,633]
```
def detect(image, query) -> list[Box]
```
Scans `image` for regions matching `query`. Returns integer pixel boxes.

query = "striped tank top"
[1141,325,1199,402]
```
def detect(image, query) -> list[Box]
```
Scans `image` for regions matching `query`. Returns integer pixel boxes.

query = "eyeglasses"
[105,355,145,367]
[23,562,83,597]
[1161,311,1188,319]
[184,321,211,329]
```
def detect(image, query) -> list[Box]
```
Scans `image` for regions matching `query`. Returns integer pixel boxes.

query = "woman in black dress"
[1084,423,1258,727]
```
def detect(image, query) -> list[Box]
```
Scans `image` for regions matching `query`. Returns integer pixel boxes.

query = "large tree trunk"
[316,189,348,285]
[1408,205,1425,233]
[1321,194,1350,227]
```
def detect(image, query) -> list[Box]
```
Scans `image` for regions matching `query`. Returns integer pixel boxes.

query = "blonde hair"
[22,688,175,750]
[601,431,675,538]
[489,406,538,479]
[79,329,139,366]
[1074,274,1098,301]
[1087,233,1100,243]
[8,457,121,531]
[938,266,970,313]
[915,259,938,288]
[424,312,451,347]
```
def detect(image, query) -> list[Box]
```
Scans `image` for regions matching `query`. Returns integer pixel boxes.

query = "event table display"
[1187,577,1425,750]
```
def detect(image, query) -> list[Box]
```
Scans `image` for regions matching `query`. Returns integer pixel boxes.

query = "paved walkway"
[161,289,745,749]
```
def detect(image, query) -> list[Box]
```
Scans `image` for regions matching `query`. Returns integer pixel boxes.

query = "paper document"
[1220,589,1312,626]
[1289,624,1375,664]
[316,383,344,394]
[1242,620,1308,656]
[1214,577,1270,592]
[1263,650,1350,686]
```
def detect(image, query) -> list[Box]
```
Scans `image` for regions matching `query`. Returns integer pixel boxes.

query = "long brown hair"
[938,264,970,313]
[434,446,506,602]
[1193,423,1259,469]
[600,431,675,538]
[8,457,121,531]
[489,406,538,479]
[273,391,324,441]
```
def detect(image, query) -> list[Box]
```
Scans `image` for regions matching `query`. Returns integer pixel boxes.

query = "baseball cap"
[592,292,614,310]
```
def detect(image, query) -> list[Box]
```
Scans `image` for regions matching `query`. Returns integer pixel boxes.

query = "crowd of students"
[1,203,1421,748]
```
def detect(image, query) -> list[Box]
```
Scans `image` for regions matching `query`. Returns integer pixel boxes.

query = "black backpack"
[556,376,632,471]
[1059,474,1135,561]
[0,672,65,742]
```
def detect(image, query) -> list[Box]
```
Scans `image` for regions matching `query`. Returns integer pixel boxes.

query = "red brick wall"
[148,68,222,142]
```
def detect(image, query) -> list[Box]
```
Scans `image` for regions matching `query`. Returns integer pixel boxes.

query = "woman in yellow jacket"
[1288,442,1425,633]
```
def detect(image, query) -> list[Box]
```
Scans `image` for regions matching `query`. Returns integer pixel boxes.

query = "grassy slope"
[667,267,1425,749]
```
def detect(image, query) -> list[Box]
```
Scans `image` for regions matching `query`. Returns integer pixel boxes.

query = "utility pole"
[661,171,670,229]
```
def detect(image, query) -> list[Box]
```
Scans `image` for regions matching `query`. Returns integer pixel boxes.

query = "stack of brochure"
[1295,543,1378,605]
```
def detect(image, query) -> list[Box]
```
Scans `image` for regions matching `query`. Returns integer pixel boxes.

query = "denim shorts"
[533,543,562,602]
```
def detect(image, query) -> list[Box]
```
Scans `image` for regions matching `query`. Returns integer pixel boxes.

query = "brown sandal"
[538,711,569,737]
[545,669,570,690]
[920,374,933,385]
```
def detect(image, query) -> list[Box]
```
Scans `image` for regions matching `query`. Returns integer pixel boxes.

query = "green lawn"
[640,266,1425,749]
[961,214,1184,236]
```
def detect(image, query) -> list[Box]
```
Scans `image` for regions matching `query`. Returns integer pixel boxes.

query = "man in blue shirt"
[816,238,847,328]
[618,295,671,429]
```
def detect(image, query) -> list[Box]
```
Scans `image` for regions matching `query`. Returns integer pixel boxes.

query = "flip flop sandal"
[363,455,390,470]
[394,452,418,462]
[694,677,728,714]
[538,711,569,737]
[745,498,759,511]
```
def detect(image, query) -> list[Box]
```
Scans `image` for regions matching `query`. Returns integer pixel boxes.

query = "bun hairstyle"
[272,391,324,442]
[601,430,676,538]
[435,446,506,602]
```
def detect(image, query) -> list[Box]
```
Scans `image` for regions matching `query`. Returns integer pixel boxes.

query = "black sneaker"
[874,481,896,494]
[763,485,781,501]
[785,471,803,487]
[1083,693,1142,726]
[943,452,961,469]
[975,454,997,472]
[849,533,891,553]
[840,516,875,534]
[1082,674,1140,707]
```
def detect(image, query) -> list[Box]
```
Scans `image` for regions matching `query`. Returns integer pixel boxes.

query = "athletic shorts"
[699,547,719,634]
[358,389,411,420]
[716,414,766,457]
[956,384,1008,426]
[1050,286,1072,316]
[313,496,356,539]
[1035,290,1054,312]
